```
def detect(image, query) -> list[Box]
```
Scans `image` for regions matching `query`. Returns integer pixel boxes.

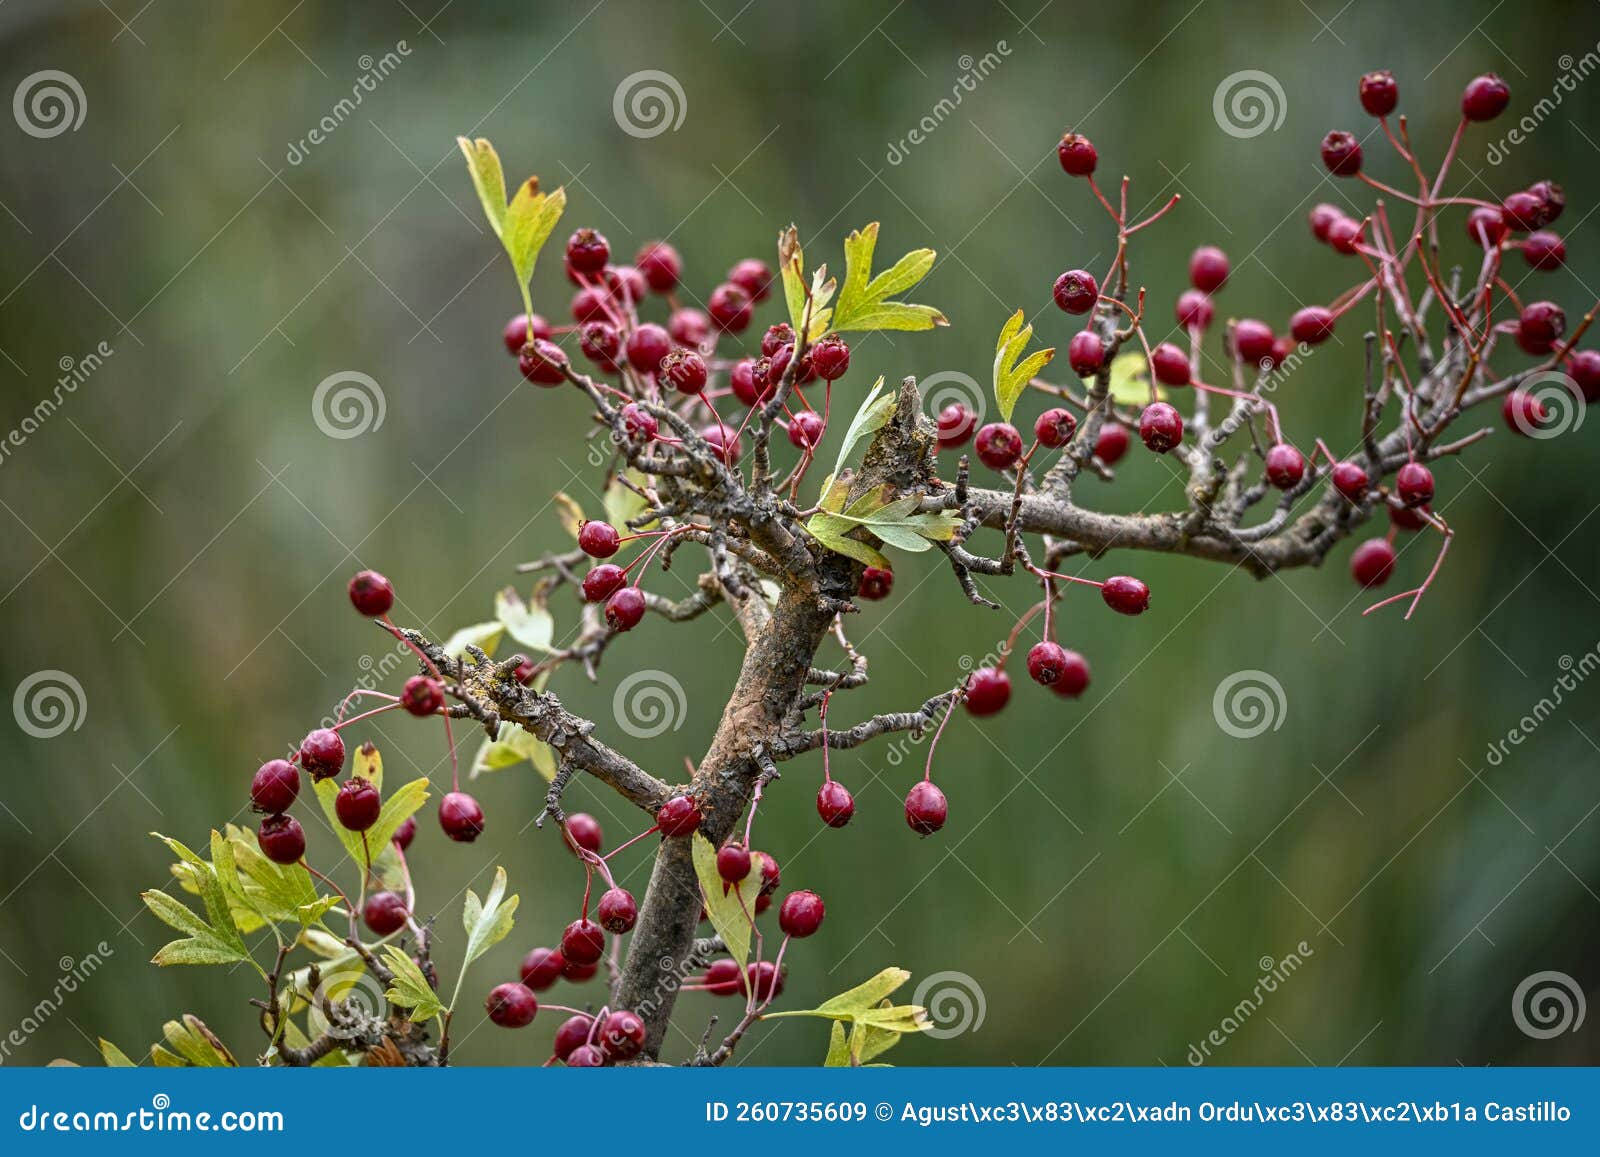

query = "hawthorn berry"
[438,791,485,842]
[663,349,711,396]
[1265,444,1306,489]
[1331,460,1369,502]
[503,313,550,355]
[1465,206,1509,247]
[562,958,599,983]
[812,335,852,381]
[578,520,621,559]
[761,323,795,358]
[570,286,609,324]
[1150,343,1191,387]
[788,410,825,449]
[1326,215,1364,255]
[553,1014,595,1061]
[1523,231,1566,270]
[1308,203,1344,243]
[1358,69,1399,117]
[347,570,394,617]
[625,323,672,375]
[1034,408,1078,448]
[486,982,539,1028]
[1390,502,1430,532]
[1320,130,1362,176]
[1175,289,1215,330]
[1026,640,1068,687]
[728,361,764,406]
[392,815,416,851]
[1101,575,1150,615]
[716,842,751,883]
[702,959,744,996]
[634,241,682,292]
[566,1044,604,1067]
[1461,73,1510,122]
[620,402,658,442]
[744,961,785,1001]
[250,758,300,814]
[1188,246,1230,293]
[936,402,977,449]
[700,422,743,463]
[1057,132,1097,176]
[757,853,781,895]
[965,666,1011,716]
[816,780,855,827]
[1350,539,1396,588]
[858,566,894,600]
[708,283,754,332]
[1094,422,1130,465]
[1501,190,1545,231]
[904,781,948,836]
[1516,301,1565,355]
[519,339,569,386]
[582,563,626,603]
[1068,330,1105,376]
[1290,306,1335,345]
[668,307,710,348]
[299,728,345,781]
[400,675,444,717]
[1138,402,1183,454]
[605,265,646,305]
[778,890,825,938]
[520,947,565,991]
[561,919,606,966]
[599,1010,648,1062]
[605,587,647,632]
[1396,461,1435,507]
[1529,180,1566,226]
[1049,649,1091,698]
[1052,269,1098,314]
[769,341,817,386]
[728,258,775,302]
[565,228,610,275]
[597,887,638,934]
[335,776,381,832]
[363,891,408,936]
[656,794,702,837]
[1233,319,1276,366]
[257,814,306,865]
[975,422,1024,470]
[578,321,621,371]
[1569,350,1600,400]
[1502,389,1548,436]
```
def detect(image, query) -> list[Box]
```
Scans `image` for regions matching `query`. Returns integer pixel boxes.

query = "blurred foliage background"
[1,0,1598,1067]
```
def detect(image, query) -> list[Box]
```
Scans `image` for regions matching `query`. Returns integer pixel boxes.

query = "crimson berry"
[965,667,1011,716]
[1150,343,1191,387]
[1095,422,1130,465]
[514,657,536,685]
[1057,132,1097,176]
[561,919,605,966]
[1501,190,1544,231]
[400,675,444,717]
[439,791,485,842]
[656,794,702,837]
[1271,337,1295,367]
[1233,319,1276,366]
[347,569,394,617]
[1326,216,1363,255]
[363,891,407,936]
[1390,502,1430,532]
[812,335,851,381]
[562,958,598,983]
[975,422,1024,471]
[1461,73,1509,122]
[392,815,416,850]
[858,566,893,600]
[486,982,538,1028]
[665,349,713,396]
[1188,246,1229,293]
[1032,407,1076,448]
[1049,649,1091,698]
[299,728,345,781]
[668,307,710,348]
[936,402,977,449]
[729,358,764,406]
[816,780,855,827]
[1523,231,1565,270]
[570,286,609,324]
[717,843,751,883]
[565,228,610,275]
[566,1044,604,1067]
[1175,289,1215,329]
[708,283,753,332]
[1516,301,1566,355]
[600,1010,647,1061]
[605,587,646,632]
[1101,575,1150,615]
[1265,443,1306,489]
[578,520,620,559]
[1569,350,1600,400]
[788,410,825,449]
[1529,180,1566,225]
[553,1013,594,1060]
[1320,130,1362,176]
[744,961,785,1001]
[597,887,638,934]
[1359,69,1399,117]
[1308,203,1344,242]
[703,959,743,996]
[1290,306,1335,345]
[335,776,381,832]
[567,812,603,855]
[770,341,817,386]
[1068,330,1105,376]
[521,947,565,990]
[257,814,306,865]
[625,323,671,375]
[1350,538,1396,588]
[1502,389,1548,436]
[1026,640,1068,687]
[1396,461,1434,507]
[756,853,781,895]
[761,323,795,358]
[1138,402,1183,454]
[519,339,569,386]
[1052,269,1098,314]
[606,265,646,305]
[1466,206,1509,247]
[578,321,621,371]
[503,313,550,355]
[635,241,681,292]
[778,890,825,938]
[728,258,775,302]
[700,422,742,463]
[620,402,658,442]
[1331,461,1369,502]
[582,563,626,603]
[250,758,299,814]
[905,781,948,836]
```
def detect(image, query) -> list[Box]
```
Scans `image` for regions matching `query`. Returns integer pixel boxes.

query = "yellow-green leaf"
[823,1020,850,1066]
[503,176,566,297]
[495,586,554,653]
[1104,349,1166,405]
[353,742,383,792]
[381,945,443,1023]
[441,620,504,662]
[830,222,945,334]
[992,309,1056,422]
[553,492,587,537]
[778,226,834,341]
[162,1016,236,1067]
[691,832,764,965]
[461,866,519,970]
[99,1039,135,1067]
[815,967,912,1017]
[313,777,429,870]
[470,721,557,783]
[457,137,508,238]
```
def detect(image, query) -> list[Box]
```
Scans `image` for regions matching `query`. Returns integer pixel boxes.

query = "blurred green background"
[1,0,1598,1067]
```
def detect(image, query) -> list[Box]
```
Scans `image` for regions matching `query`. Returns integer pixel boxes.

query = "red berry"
[700,422,742,463]
[1068,330,1105,376]
[620,402,658,442]
[605,587,646,632]
[392,816,416,850]
[519,339,569,386]
[1466,206,1509,247]
[1568,350,1600,400]
[1233,319,1276,366]
[708,283,754,332]
[1359,69,1399,117]
[335,776,381,832]
[566,1044,604,1067]
[761,323,795,357]
[1138,402,1183,454]
[568,812,603,854]
[1308,203,1344,242]
[578,321,621,371]
[769,341,817,387]
[656,794,702,837]
[1188,246,1229,293]
[729,358,764,406]
[562,958,598,983]
[904,781,948,836]
[778,890,825,938]
[1461,73,1510,122]
[439,791,485,842]
[757,853,781,895]
[1501,190,1544,232]
[1523,231,1566,270]
[1034,407,1078,448]
[1057,132,1097,176]
[964,667,1011,716]
[664,349,711,395]
[1265,443,1306,489]
[1331,461,1369,502]
[486,982,538,1028]
[1049,649,1091,698]
[363,891,407,936]
[625,323,672,375]
[1326,216,1363,255]
[634,241,681,292]
[717,843,751,883]
[299,728,345,781]
[1320,130,1362,176]
[578,520,621,559]
[600,1010,647,1061]
[1150,343,1191,386]
[257,814,305,864]
[561,919,605,966]
[811,335,851,381]
[743,961,785,1001]
[1095,422,1130,465]
[521,947,565,991]
[668,307,710,348]
[1289,306,1335,345]
[565,228,610,275]
[1101,575,1150,615]
[936,402,977,449]
[251,759,300,814]
[503,313,550,355]
[1516,301,1566,355]
[582,564,626,603]
[1175,289,1215,329]
[1396,461,1434,507]
[1350,538,1396,588]
[597,887,637,934]
[347,570,394,616]
[727,259,774,302]
[816,780,855,827]
[1026,640,1068,687]
[702,959,744,996]
[400,675,444,717]
[553,1013,594,1060]
[858,566,894,600]
[570,287,609,324]
[1528,180,1565,226]
[1052,269,1098,314]
[1502,388,1548,436]
[788,410,825,449]
[1390,502,1430,532]
[975,422,1024,470]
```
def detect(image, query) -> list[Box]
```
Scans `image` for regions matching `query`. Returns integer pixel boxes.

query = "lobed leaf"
[993,309,1056,422]
[830,222,945,334]
[381,945,443,1023]
[460,865,519,970]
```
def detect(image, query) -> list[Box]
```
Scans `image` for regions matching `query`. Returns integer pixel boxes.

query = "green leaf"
[150,1045,185,1067]
[99,1039,136,1067]
[313,777,429,870]
[457,137,509,238]
[766,966,930,1054]
[850,1011,907,1065]
[814,967,913,1017]
[441,620,504,662]
[823,1021,850,1066]
[604,468,656,534]
[495,586,554,653]
[804,512,891,570]
[470,721,557,783]
[145,833,250,968]
[778,226,834,341]
[553,492,587,538]
[461,866,520,971]
[352,742,383,792]
[503,176,566,297]
[992,309,1056,422]
[161,1016,236,1067]
[225,825,325,926]
[820,375,895,498]
[382,945,443,1023]
[820,486,963,553]
[691,832,764,965]
[1104,349,1166,406]
[830,222,945,334]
